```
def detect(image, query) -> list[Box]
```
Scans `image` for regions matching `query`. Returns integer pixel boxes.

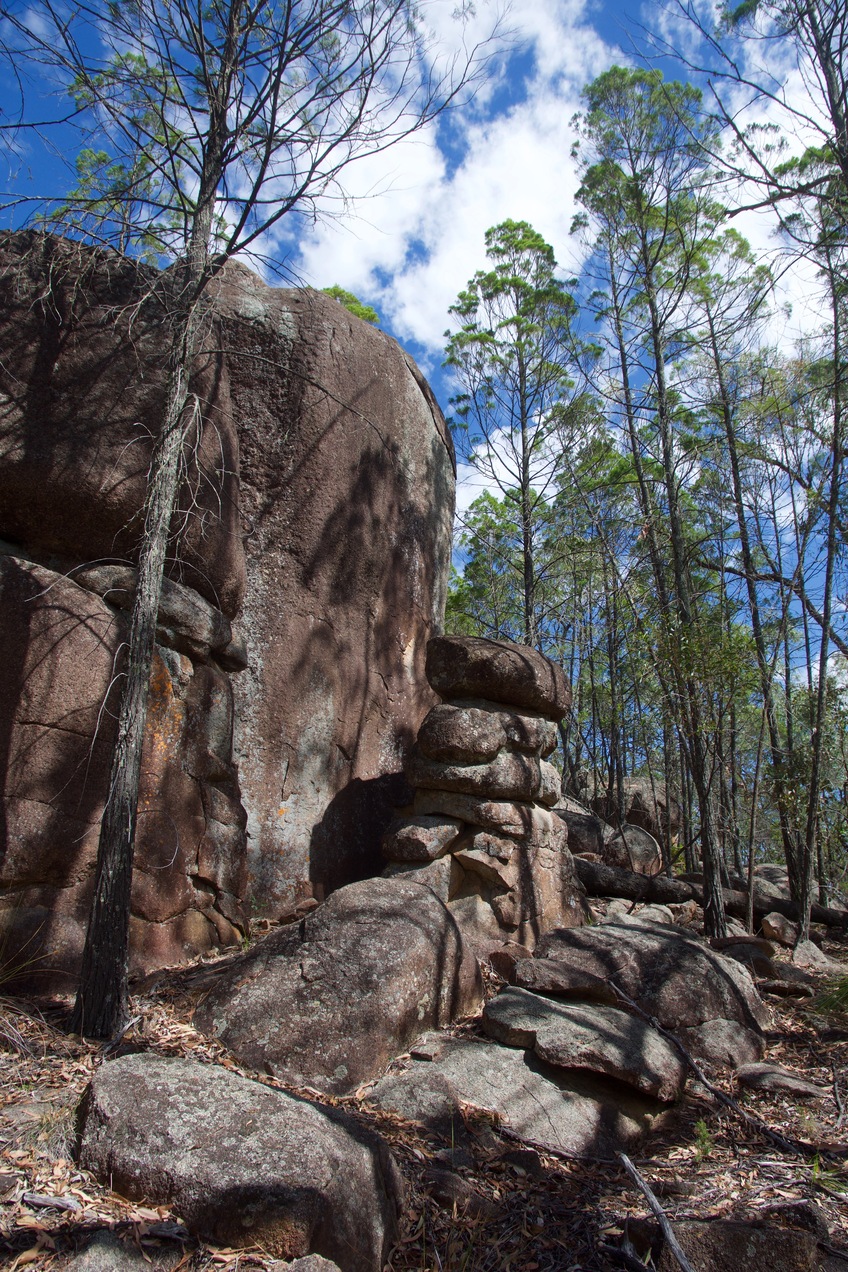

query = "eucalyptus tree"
[445,220,584,648]
[1,0,498,1038]
[573,65,731,933]
[657,0,848,225]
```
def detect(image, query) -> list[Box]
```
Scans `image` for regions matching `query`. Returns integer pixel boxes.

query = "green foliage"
[694,1118,714,1159]
[322,286,380,324]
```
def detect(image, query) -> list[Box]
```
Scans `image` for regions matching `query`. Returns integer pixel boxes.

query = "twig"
[617,1153,696,1272]
[833,1062,846,1131]
[819,1241,848,1265]
[597,1240,651,1270]
[102,1014,142,1055]
[609,982,847,1160]
[494,1121,618,1165]
[22,1192,81,1213]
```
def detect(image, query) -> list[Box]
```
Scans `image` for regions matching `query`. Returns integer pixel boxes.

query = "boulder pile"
[381,636,585,948]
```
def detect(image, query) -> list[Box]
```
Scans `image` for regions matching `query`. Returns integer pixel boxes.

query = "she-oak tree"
[0,0,498,1038]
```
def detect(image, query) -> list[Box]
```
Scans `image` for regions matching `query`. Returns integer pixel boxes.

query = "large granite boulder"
[425,637,571,719]
[0,232,454,978]
[535,921,768,1048]
[591,778,681,842]
[217,268,454,908]
[77,1053,402,1270]
[481,987,687,1102]
[602,822,664,876]
[194,876,482,1094]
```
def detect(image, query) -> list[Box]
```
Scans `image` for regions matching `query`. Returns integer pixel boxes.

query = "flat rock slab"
[426,637,570,720]
[63,1232,182,1270]
[406,747,542,802]
[368,1036,665,1159]
[536,922,768,1035]
[77,1055,401,1270]
[482,987,686,1101]
[678,1019,764,1068]
[657,1219,821,1271]
[735,1062,826,1099]
[511,956,619,1004]
[194,876,482,1094]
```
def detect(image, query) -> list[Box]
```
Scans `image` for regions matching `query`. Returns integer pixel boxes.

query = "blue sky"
[268,0,825,467]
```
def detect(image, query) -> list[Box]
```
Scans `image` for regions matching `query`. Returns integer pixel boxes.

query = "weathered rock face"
[536,921,768,1042]
[194,876,482,1094]
[216,269,454,909]
[382,638,585,949]
[0,557,246,986]
[0,233,454,979]
[77,1053,403,1270]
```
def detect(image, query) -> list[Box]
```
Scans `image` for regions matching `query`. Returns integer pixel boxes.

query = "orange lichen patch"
[139,653,186,794]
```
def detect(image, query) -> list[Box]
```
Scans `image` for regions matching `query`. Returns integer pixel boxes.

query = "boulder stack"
[381,636,586,948]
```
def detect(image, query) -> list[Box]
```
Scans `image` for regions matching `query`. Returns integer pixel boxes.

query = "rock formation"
[380,636,586,949]
[591,776,681,843]
[0,232,453,983]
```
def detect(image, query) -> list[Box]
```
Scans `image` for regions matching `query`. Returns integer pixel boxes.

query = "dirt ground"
[2,928,847,1271]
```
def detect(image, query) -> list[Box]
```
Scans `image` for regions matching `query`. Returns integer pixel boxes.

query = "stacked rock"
[382,636,586,950]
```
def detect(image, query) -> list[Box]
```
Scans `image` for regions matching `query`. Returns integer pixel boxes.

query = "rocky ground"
[2,928,847,1272]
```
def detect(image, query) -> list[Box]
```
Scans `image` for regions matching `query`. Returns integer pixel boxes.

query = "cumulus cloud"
[288,0,617,363]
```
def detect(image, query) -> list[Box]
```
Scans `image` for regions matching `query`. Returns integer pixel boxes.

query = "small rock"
[409,1032,444,1061]
[423,1168,500,1221]
[757,979,815,999]
[498,1147,544,1177]
[657,1219,820,1271]
[488,942,534,980]
[381,815,463,863]
[668,900,702,926]
[735,1062,826,1099]
[714,941,779,979]
[678,1019,764,1067]
[793,939,842,970]
[285,1258,343,1271]
[761,911,800,947]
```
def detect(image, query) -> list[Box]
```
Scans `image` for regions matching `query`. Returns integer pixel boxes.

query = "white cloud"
[289,0,617,362]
